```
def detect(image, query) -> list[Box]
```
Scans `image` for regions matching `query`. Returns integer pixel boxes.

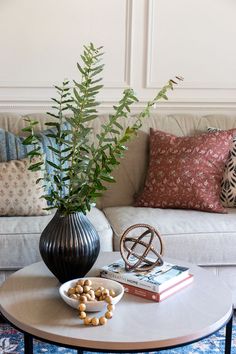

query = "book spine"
[100,268,189,292]
[100,270,159,292]
[122,283,161,302]
[122,275,194,302]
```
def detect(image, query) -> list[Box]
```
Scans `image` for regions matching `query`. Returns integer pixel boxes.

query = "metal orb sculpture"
[120,224,164,272]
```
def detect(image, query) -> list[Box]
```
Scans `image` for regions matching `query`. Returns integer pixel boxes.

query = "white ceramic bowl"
[59,277,124,312]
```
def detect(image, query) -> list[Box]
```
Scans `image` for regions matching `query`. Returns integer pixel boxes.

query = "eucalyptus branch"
[92,88,138,170]
[136,77,183,126]
[64,77,183,214]
[85,77,184,204]
[22,119,43,166]
[67,43,104,204]
[22,80,72,209]
[22,42,183,216]
[65,89,139,214]
[45,80,72,202]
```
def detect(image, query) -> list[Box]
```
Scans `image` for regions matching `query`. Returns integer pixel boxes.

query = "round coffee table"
[0,252,233,354]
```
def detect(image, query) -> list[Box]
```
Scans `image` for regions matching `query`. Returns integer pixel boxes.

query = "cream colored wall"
[0,0,235,113]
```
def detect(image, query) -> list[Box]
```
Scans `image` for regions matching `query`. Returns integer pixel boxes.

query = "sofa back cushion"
[0,113,56,135]
[0,156,49,216]
[1,112,236,208]
[208,127,236,208]
[134,128,236,213]
[0,119,71,199]
[96,113,236,208]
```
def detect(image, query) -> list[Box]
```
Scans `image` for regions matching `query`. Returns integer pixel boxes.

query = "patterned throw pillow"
[0,122,70,198]
[135,129,236,213]
[0,157,49,216]
[208,127,236,207]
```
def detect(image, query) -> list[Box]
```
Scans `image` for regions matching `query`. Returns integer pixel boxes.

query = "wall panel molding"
[145,0,236,90]
[1,99,236,114]
[0,0,133,91]
[105,0,133,88]
[1,0,236,113]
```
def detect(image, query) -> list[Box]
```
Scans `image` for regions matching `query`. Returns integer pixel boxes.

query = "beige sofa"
[1,112,236,306]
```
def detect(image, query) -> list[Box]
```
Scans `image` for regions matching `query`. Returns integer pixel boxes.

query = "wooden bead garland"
[67,279,116,326]
[78,295,115,326]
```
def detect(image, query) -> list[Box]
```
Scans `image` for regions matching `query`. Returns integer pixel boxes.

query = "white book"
[100,258,189,293]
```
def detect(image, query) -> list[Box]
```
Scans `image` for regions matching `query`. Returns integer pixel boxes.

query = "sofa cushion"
[208,127,236,208]
[104,206,236,266]
[0,122,70,198]
[1,113,236,210]
[135,129,236,213]
[0,207,113,270]
[97,113,236,209]
[0,157,49,216]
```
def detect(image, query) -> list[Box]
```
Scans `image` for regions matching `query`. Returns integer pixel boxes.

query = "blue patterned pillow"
[0,121,71,199]
[0,129,32,161]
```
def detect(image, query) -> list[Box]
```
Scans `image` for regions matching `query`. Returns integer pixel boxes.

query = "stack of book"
[100,259,193,302]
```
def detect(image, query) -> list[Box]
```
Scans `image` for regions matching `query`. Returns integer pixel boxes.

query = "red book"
[122,274,194,302]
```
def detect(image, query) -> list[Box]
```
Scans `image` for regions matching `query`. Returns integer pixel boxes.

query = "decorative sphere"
[120,224,164,272]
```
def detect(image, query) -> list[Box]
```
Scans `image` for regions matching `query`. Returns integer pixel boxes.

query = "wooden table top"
[0,252,233,351]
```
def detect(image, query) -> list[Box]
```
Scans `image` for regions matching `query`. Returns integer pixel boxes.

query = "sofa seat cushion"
[0,207,113,270]
[103,206,236,266]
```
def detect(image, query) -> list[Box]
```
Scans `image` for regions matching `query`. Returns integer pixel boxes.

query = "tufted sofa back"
[0,112,236,209]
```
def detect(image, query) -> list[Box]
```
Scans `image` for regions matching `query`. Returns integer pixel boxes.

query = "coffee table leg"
[77,350,84,354]
[24,333,33,354]
[225,314,233,354]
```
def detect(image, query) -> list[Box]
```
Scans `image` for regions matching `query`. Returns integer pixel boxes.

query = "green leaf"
[91,78,103,84]
[47,112,59,119]
[73,88,82,102]
[86,101,100,107]
[88,85,103,92]
[36,177,44,184]
[54,85,64,92]
[44,122,60,128]
[51,98,61,105]
[46,160,61,170]
[27,150,42,157]
[113,121,123,130]
[90,67,104,78]
[45,133,57,139]
[61,147,72,153]
[48,146,60,154]
[24,119,39,126]
[100,174,115,183]
[28,161,44,171]
[111,129,120,134]
[90,64,104,72]
[21,127,33,133]
[22,136,39,145]
[83,115,98,122]
[77,62,85,75]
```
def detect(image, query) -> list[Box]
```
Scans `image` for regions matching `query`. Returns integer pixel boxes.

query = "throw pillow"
[0,157,49,216]
[0,122,70,198]
[208,127,236,208]
[134,129,236,213]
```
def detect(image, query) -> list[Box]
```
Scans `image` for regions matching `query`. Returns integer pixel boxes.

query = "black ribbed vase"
[39,211,100,283]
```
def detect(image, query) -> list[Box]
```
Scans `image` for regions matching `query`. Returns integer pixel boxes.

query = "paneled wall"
[0,0,236,113]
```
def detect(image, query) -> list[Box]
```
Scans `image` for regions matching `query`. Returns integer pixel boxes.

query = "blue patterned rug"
[0,321,236,353]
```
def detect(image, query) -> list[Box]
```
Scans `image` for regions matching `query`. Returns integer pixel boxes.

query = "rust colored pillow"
[135,129,236,213]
